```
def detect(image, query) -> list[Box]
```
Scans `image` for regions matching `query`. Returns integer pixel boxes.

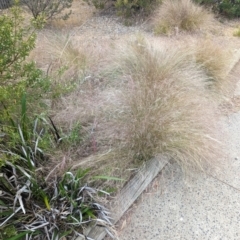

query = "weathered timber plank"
[86,156,168,240]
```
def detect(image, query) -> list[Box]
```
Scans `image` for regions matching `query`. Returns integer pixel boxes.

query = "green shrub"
[0,4,50,167]
[21,0,73,21]
[0,4,47,120]
[85,0,156,16]
[115,0,156,16]
[218,0,240,18]
[194,0,240,18]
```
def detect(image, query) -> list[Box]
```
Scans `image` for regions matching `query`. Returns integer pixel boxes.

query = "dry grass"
[29,30,90,101]
[109,36,222,171]
[191,39,235,96]
[46,0,95,29]
[51,36,225,175]
[31,30,87,72]
[153,0,215,35]
[27,24,229,181]
[29,30,228,178]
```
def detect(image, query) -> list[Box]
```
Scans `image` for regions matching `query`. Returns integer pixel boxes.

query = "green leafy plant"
[21,0,73,21]
[115,0,156,16]
[0,117,113,239]
[0,3,51,166]
[64,122,83,146]
[194,0,240,18]
[218,0,240,18]
[0,3,47,122]
[84,0,156,16]
[0,162,113,239]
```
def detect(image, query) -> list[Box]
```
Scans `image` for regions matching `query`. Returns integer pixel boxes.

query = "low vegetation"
[191,39,234,95]
[194,0,240,18]
[85,0,157,16]
[21,0,73,21]
[153,0,215,35]
[109,37,221,171]
[0,115,113,239]
[30,30,88,100]
[1,0,239,238]
[0,4,114,239]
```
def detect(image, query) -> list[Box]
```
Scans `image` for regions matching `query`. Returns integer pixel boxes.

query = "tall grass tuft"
[192,39,234,96]
[112,37,221,171]
[30,30,87,100]
[153,0,215,35]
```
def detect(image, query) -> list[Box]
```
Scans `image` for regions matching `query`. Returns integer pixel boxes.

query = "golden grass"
[29,29,229,176]
[30,31,85,71]
[50,35,226,174]
[29,30,89,100]
[48,0,94,29]
[27,21,231,179]
[153,0,215,35]
[110,36,222,171]
[191,39,234,96]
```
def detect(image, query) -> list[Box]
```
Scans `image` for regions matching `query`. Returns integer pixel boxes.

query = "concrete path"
[116,68,240,240]
[117,127,240,239]
[118,160,240,239]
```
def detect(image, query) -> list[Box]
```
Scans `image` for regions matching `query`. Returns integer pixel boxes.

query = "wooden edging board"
[84,156,169,240]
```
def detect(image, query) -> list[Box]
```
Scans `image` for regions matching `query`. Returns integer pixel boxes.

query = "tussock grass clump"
[32,31,87,76]
[49,0,94,29]
[192,39,234,95]
[113,37,221,171]
[153,0,214,35]
[30,30,88,99]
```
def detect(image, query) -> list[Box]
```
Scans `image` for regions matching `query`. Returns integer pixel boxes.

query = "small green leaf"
[6,231,30,240]
[92,176,124,181]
